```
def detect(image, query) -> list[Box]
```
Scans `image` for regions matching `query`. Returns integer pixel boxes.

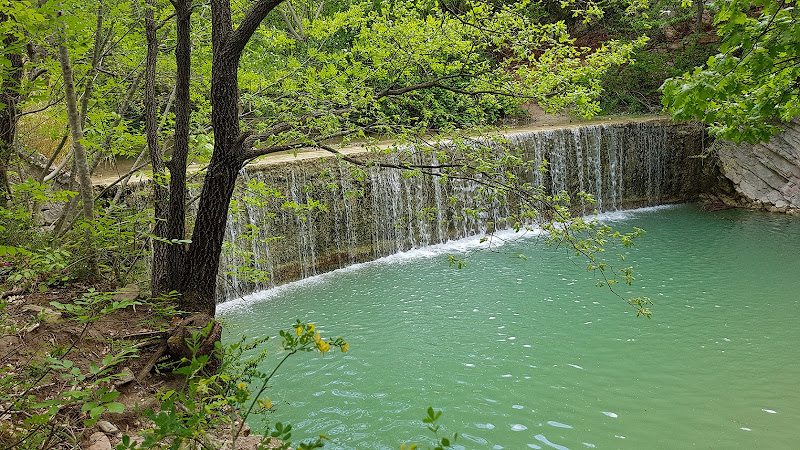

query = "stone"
[232,435,263,450]
[87,431,112,450]
[112,284,140,303]
[39,205,64,226]
[125,435,146,445]
[221,435,282,450]
[97,420,119,434]
[21,305,61,322]
[113,367,136,387]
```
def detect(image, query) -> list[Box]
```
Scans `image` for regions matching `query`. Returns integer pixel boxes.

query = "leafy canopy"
[661,0,800,143]
[237,0,647,155]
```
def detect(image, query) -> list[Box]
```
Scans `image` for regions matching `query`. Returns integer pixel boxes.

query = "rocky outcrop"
[714,118,800,213]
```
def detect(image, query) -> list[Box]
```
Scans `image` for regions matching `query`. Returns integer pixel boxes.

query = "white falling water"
[217,121,688,300]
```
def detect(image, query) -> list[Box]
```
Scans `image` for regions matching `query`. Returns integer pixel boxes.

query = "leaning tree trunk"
[57,36,96,272]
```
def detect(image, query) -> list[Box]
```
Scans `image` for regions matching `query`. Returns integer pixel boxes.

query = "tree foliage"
[0,0,655,315]
[662,0,800,143]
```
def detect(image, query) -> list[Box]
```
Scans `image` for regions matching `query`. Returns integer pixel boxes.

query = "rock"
[113,367,136,387]
[21,305,61,322]
[39,205,64,226]
[112,284,140,303]
[714,117,800,212]
[232,435,263,450]
[97,420,119,434]
[222,435,282,450]
[87,431,112,450]
[123,435,146,445]
[21,323,40,333]
[136,396,158,412]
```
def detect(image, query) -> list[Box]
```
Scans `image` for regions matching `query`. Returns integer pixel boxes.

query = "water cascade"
[218,119,707,300]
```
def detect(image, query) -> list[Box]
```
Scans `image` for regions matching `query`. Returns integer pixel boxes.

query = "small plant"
[139,290,187,330]
[401,407,457,450]
[51,288,142,323]
[0,287,140,447]
[2,247,71,292]
[31,352,131,427]
[126,321,347,449]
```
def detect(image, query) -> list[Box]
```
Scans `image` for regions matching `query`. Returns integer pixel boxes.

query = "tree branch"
[240,106,351,148]
[228,0,285,57]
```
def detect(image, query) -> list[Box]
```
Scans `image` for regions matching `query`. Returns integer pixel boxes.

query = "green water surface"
[220,204,800,449]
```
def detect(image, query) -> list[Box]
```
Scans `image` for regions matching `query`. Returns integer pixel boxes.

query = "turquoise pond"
[219,204,800,449]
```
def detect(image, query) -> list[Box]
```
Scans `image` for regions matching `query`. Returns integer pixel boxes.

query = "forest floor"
[0,283,269,449]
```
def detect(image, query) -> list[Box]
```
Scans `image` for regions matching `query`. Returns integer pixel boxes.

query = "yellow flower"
[307,324,315,332]
[295,326,303,336]
[237,382,247,390]
[317,340,331,353]
[313,332,322,344]
[341,343,349,353]
[258,397,273,409]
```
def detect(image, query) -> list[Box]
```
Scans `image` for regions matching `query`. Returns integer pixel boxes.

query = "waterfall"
[217,119,704,301]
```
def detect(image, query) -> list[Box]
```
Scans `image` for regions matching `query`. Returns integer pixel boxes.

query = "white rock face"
[715,118,800,212]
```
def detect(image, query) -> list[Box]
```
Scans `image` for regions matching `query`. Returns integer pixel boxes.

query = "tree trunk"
[180,150,243,315]
[176,19,245,316]
[694,1,704,35]
[145,0,284,314]
[165,0,283,315]
[0,10,24,208]
[57,37,96,271]
[144,0,171,296]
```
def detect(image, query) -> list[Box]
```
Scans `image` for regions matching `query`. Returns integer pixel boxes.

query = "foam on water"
[218,227,544,313]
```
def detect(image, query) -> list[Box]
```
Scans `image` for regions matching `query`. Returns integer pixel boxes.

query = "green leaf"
[90,405,106,419]
[105,402,125,414]
[81,401,99,412]
[100,391,121,402]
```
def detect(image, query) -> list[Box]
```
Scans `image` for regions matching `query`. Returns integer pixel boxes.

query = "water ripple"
[534,434,569,450]
[330,389,366,399]
[547,420,573,429]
